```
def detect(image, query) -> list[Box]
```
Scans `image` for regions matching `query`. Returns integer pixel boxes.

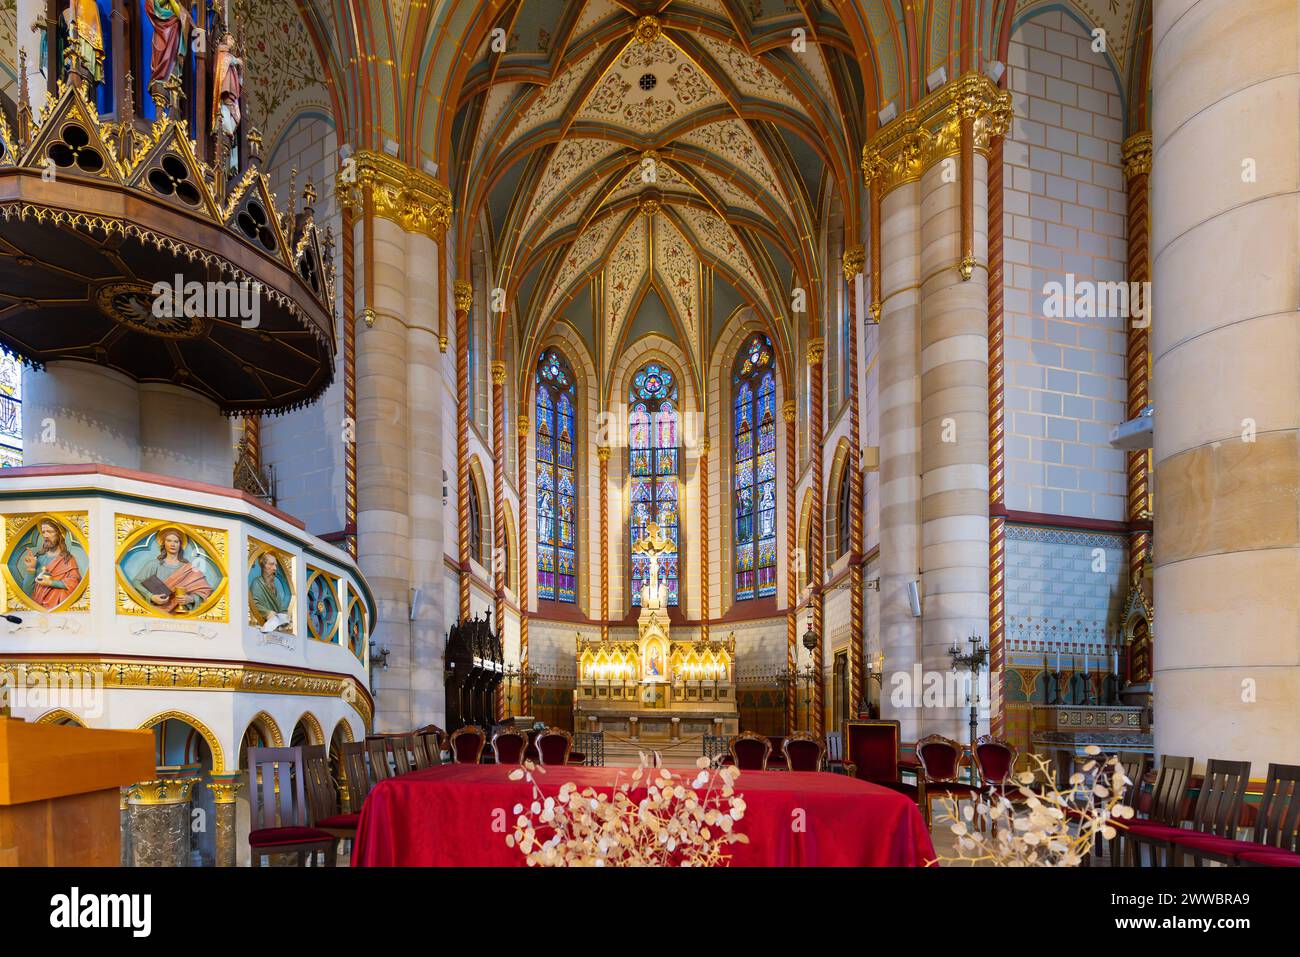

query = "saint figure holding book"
[134,527,213,614]
[250,552,291,626]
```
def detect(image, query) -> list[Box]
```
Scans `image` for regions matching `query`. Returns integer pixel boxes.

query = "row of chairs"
[449,724,587,765]
[1117,756,1300,867]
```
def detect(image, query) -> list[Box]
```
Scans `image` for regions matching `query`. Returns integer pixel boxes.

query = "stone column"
[137,384,237,484]
[699,436,710,642]
[1151,0,1300,773]
[493,359,509,718]
[843,244,866,715]
[205,773,243,868]
[808,336,825,737]
[21,362,141,467]
[454,280,473,622]
[126,778,199,867]
[783,399,797,732]
[517,414,531,714]
[597,445,610,641]
[1122,132,1153,586]
[119,788,131,866]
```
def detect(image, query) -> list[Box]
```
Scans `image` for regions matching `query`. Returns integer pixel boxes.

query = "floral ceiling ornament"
[506,753,749,866]
[633,15,662,45]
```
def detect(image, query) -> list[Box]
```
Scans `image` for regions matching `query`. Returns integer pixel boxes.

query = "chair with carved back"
[728,731,772,771]
[973,735,1019,791]
[410,733,431,770]
[782,731,825,773]
[832,720,927,821]
[388,733,417,774]
[1153,759,1256,866]
[765,735,788,769]
[824,731,845,773]
[302,744,357,862]
[245,747,335,867]
[536,727,577,766]
[365,736,394,781]
[1230,764,1300,867]
[417,728,445,767]
[492,728,529,765]
[450,725,487,764]
[338,740,372,812]
[916,734,981,825]
[1120,754,1194,866]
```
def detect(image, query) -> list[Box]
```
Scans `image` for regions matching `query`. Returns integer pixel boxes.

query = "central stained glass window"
[629,362,679,606]
[733,333,777,601]
[536,348,577,602]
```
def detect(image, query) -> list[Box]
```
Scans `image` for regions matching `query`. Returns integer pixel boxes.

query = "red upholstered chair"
[1167,763,1300,867]
[491,728,529,765]
[834,720,927,821]
[729,732,772,771]
[536,727,574,766]
[245,747,335,867]
[973,735,1018,791]
[782,732,825,773]
[450,725,487,764]
[1121,754,1194,866]
[916,734,981,825]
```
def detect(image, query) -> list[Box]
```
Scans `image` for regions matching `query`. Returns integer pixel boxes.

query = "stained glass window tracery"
[733,333,777,601]
[629,363,679,606]
[536,349,577,602]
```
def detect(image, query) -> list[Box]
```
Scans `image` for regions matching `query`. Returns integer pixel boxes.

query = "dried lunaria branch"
[505,752,749,866]
[933,745,1134,867]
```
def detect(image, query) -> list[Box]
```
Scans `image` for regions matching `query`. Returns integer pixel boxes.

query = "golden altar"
[574,523,739,741]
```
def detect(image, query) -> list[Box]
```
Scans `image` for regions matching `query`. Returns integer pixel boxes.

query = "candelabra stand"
[502,664,538,718]
[949,635,989,754]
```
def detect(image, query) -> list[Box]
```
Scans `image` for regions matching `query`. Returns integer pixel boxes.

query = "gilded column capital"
[596,445,611,461]
[781,399,796,423]
[454,280,473,313]
[517,415,530,436]
[700,436,712,453]
[205,773,245,806]
[861,72,1011,193]
[842,244,866,281]
[334,149,453,240]
[127,777,202,806]
[806,337,824,366]
[491,360,508,385]
[1122,132,1152,181]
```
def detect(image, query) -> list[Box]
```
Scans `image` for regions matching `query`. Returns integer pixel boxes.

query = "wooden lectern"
[0,719,155,866]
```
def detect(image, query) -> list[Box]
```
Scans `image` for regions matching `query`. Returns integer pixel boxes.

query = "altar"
[574,523,739,742]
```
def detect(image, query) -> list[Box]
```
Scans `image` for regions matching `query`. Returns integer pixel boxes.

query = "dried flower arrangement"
[506,753,749,866]
[934,746,1135,866]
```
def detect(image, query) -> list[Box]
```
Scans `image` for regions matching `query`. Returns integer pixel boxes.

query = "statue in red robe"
[144,0,191,109]
[19,519,83,611]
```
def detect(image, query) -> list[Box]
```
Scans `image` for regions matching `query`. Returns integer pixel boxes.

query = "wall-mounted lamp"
[907,580,923,618]
[369,641,391,670]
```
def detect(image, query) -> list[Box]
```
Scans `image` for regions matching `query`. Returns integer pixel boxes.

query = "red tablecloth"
[351,764,935,867]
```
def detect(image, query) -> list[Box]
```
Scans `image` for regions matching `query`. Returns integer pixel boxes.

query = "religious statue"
[145,0,192,111]
[133,526,214,615]
[211,33,244,172]
[633,521,675,610]
[57,0,105,92]
[249,551,291,629]
[17,518,83,611]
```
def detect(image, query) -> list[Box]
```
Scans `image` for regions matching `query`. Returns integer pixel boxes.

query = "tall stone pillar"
[517,414,532,714]
[493,359,509,719]
[864,74,1009,743]
[454,281,473,623]
[808,336,825,736]
[337,150,453,730]
[782,400,798,732]
[597,445,610,642]
[1122,132,1153,586]
[843,244,866,715]
[699,437,710,643]
[1151,0,1300,773]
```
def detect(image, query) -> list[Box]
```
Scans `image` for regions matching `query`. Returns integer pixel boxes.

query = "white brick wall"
[1001,10,1128,521]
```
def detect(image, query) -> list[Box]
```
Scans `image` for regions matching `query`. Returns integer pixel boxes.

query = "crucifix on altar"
[633,520,675,610]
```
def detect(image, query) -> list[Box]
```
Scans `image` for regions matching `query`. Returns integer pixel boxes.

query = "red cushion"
[315,813,360,830]
[1235,848,1300,867]
[918,742,962,780]
[974,743,1014,784]
[845,725,901,782]
[1165,832,1253,855]
[249,826,332,847]
[1123,820,1186,837]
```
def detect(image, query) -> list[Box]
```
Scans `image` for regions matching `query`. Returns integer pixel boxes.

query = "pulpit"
[0,718,155,866]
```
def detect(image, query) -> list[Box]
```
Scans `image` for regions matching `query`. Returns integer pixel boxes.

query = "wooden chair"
[916,734,981,825]
[245,747,335,867]
[832,720,927,821]
[302,744,357,861]
[364,736,394,781]
[338,740,372,811]
[1233,764,1300,867]
[728,731,772,771]
[417,729,444,767]
[388,734,416,775]
[782,731,825,773]
[450,725,487,764]
[491,728,529,765]
[973,735,1019,791]
[535,727,574,766]
[1154,759,1251,866]
[824,731,846,773]
[1120,754,1194,866]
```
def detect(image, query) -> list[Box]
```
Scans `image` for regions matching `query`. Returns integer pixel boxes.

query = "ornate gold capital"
[842,245,866,281]
[638,190,662,217]
[806,338,824,366]
[127,777,202,806]
[868,299,882,323]
[596,446,611,462]
[517,415,530,436]
[1122,132,1152,181]
[454,280,473,313]
[491,360,508,385]
[958,255,977,281]
[862,72,1011,194]
[634,15,662,43]
[439,334,448,352]
[781,400,797,423]
[334,149,453,241]
[205,774,245,805]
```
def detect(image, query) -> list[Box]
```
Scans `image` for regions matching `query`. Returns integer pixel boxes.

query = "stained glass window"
[536,348,577,603]
[0,354,20,468]
[629,363,679,606]
[733,333,777,601]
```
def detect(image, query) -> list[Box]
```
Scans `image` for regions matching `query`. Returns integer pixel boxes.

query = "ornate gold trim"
[517,415,530,436]
[454,279,473,312]
[305,566,342,644]
[204,773,244,805]
[138,709,226,772]
[862,73,1011,194]
[596,445,611,461]
[1122,132,1152,181]
[491,360,508,385]
[2,511,91,614]
[634,15,662,44]
[781,399,796,423]
[247,537,295,631]
[842,245,866,281]
[127,777,202,806]
[113,515,229,623]
[335,149,453,241]
[806,338,824,366]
